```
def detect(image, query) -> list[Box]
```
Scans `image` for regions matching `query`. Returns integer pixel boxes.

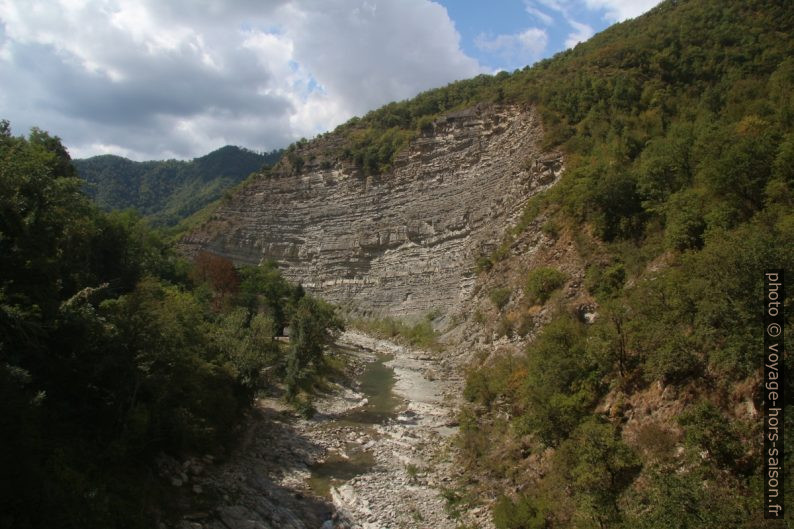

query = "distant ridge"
[74,145,282,226]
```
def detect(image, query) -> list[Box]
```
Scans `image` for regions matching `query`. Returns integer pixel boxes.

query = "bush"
[476,255,494,273]
[541,220,559,239]
[352,316,440,350]
[553,418,642,527]
[525,267,566,304]
[585,262,625,300]
[489,287,511,310]
[663,190,706,251]
[643,337,702,384]
[495,315,514,338]
[678,401,745,470]
[492,494,547,529]
[294,397,317,419]
[518,317,602,446]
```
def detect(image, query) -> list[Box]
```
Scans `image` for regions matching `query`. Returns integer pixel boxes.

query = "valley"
[166,331,480,529]
[2,1,792,527]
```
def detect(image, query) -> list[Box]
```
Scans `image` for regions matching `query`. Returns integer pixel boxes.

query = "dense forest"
[0,122,341,528]
[453,1,792,527]
[283,0,793,527]
[3,0,793,527]
[74,146,282,227]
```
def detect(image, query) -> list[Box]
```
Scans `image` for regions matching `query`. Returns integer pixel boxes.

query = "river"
[166,331,489,529]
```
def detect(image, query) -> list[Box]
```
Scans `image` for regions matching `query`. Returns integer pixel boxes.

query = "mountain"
[74,145,282,226]
[184,0,793,526]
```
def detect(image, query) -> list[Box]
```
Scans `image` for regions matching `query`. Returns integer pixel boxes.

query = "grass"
[351,313,443,350]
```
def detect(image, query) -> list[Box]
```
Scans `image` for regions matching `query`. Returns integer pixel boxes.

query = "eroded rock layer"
[182,105,561,317]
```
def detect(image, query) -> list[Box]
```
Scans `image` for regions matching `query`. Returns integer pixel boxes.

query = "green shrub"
[476,255,493,273]
[663,190,706,251]
[463,370,493,404]
[294,397,317,419]
[643,337,702,384]
[525,267,566,304]
[404,319,437,348]
[492,494,547,529]
[584,262,625,300]
[621,468,750,529]
[678,401,745,470]
[541,220,559,239]
[489,287,511,310]
[518,317,602,445]
[553,419,642,527]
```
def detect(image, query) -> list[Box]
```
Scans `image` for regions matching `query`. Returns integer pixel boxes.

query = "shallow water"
[306,446,376,498]
[342,352,401,425]
[307,351,402,498]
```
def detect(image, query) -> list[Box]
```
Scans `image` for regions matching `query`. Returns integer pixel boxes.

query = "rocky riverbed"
[163,330,492,529]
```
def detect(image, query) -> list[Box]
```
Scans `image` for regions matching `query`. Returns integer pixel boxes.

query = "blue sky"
[0,0,662,160]
[441,0,662,71]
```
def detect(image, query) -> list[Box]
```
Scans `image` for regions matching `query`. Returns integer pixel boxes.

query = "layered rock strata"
[183,105,562,317]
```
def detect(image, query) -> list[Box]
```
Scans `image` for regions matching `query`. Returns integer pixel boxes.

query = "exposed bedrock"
[182,105,562,317]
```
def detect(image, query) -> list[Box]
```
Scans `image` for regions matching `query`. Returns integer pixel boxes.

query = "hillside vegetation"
[0,123,341,528]
[441,1,792,528]
[184,1,794,525]
[269,0,793,527]
[4,0,794,526]
[75,145,281,226]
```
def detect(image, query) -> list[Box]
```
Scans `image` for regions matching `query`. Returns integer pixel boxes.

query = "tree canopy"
[0,123,339,528]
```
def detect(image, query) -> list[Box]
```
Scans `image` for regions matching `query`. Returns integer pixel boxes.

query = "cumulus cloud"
[474,28,548,70]
[583,0,662,22]
[529,0,661,51]
[523,2,554,26]
[565,19,594,48]
[0,0,482,160]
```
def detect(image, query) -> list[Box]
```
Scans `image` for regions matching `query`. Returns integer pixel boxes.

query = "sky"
[0,0,663,161]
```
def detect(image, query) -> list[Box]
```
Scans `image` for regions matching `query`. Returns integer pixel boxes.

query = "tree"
[285,296,344,397]
[518,317,602,446]
[237,260,294,334]
[635,124,694,211]
[553,419,641,528]
[192,251,239,308]
[587,302,634,379]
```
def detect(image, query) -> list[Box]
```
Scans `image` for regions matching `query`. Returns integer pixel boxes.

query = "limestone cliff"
[182,105,562,317]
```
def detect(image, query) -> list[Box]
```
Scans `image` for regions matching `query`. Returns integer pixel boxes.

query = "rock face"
[182,105,562,317]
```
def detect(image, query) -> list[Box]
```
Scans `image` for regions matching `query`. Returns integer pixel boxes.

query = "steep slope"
[181,0,794,526]
[183,106,562,317]
[75,145,281,226]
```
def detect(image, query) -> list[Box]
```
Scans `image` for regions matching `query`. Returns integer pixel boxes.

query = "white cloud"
[534,0,661,22]
[583,0,662,22]
[526,0,662,50]
[0,0,483,160]
[474,28,548,69]
[565,19,594,48]
[523,2,554,26]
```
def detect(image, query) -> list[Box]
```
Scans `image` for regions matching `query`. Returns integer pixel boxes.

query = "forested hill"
[74,145,282,226]
[0,121,341,528]
[187,0,794,526]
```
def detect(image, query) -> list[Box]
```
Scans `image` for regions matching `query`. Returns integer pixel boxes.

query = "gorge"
[3,1,790,527]
[182,105,562,318]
